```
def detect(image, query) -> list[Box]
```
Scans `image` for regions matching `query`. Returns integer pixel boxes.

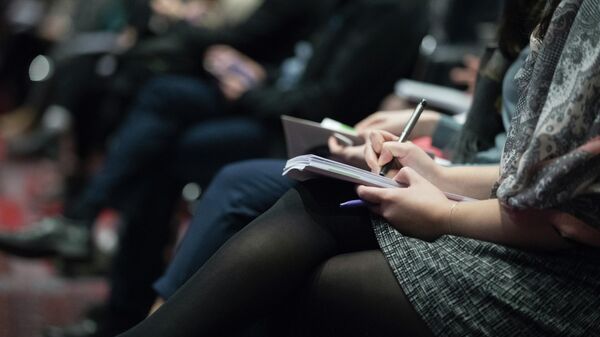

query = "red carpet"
[0,137,108,337]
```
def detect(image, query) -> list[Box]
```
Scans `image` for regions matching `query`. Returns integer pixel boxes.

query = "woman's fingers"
[393,167,423,186]
[364,130,399,173]
[377,141,419,167]
[356,185,387,204]
[368,130,398,154]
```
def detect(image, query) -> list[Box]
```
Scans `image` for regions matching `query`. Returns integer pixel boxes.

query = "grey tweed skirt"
[372,218,600,337]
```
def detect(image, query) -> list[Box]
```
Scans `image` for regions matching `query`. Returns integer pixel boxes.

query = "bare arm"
[451,199,600,249]
[357,168,600,251]
[438,165,499,200]
[364,130,498,199]
[449,199,569,250]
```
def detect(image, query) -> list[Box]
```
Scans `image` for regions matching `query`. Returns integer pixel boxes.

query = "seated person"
[150,0,535,308]
[0,1,429,336]
[151,0,264,29]
[118,1,600,335]
[151,46,530,309]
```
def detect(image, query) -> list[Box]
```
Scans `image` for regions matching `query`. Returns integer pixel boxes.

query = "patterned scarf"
[495,0,600,228]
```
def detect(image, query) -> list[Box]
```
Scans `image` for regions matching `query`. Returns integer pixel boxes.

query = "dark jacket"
[178,0,338,66]
[236,0,430,125]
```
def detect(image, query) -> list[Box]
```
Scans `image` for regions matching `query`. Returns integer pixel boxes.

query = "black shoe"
[0,216,91,260]
[44,318,103,337]
[7,128,60,159]
[43,305,135,337]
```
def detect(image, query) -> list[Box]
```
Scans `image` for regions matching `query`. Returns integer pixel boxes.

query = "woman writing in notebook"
[119,0,600,336]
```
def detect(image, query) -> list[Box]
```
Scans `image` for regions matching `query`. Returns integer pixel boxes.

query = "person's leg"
[106,119,271,315]
[118,179,380,337]
[105,167,181,329]
[0,75,224,258]
[300,250,434,337]
[153,159,296,300]
[169,117,272,186]
[68,75,224,220]
[100,122,273,332]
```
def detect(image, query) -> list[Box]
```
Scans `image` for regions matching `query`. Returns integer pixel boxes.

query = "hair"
[496,0,548,59]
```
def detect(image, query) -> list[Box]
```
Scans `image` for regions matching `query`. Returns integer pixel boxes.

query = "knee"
[137,76,181,104]
[211,161,259,193]
[310,253,371,305]
[135,75,210,114]
[308,251,394,315]
[201,161,268,217]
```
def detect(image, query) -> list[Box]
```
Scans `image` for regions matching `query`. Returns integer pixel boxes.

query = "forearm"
[449,199,571,251]
[438,165,499,199]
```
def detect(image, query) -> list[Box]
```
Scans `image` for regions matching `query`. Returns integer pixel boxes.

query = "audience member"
[0,1,429,336]
[149,0,537,308]
[118,1,600,336]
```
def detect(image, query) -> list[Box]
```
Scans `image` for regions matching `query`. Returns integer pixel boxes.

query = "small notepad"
[281,116,363,158]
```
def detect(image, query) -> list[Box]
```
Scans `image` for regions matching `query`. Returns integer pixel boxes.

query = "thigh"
[132,75,224,123]
[304,250,433,337]
[171,117,271,184]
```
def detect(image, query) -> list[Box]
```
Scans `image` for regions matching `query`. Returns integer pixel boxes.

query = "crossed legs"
[119,180,433,337]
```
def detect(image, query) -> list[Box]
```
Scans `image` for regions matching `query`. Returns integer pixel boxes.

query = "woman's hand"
[355,110,440,138]
[327,136,368,170]
[357,167,453,241]
[364,130,444,185]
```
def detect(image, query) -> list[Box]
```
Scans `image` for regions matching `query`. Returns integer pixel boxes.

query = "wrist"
[430,163,449,190]
[444,202,460,236]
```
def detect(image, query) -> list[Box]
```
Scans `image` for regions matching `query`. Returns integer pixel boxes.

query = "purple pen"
[339,199,368,208]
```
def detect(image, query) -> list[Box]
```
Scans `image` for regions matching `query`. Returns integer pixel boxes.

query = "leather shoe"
[44,318,101,337]
[0,216,91,260]
[43,305,135,337]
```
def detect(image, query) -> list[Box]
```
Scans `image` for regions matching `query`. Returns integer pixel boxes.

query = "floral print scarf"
[495,0,600,228]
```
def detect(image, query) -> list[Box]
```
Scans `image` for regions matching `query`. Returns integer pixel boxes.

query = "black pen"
[379,99,428,176]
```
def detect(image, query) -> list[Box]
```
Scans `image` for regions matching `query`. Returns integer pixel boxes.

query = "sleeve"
[557,194,600,230]
[177,0,323,62]
[237,1,429,123]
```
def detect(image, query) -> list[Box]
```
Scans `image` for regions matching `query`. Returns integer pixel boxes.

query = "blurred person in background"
[118,0,600,335]
[0,1,431,336]
[0,0,265,203]
[146,0,537,316]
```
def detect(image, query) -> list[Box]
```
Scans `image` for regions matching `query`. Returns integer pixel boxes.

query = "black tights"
[118,180,433,337]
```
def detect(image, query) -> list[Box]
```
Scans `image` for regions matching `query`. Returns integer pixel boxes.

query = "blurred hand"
[152,0,210,22]
[327,136,368,170]
[378,93,412,111]
[204,45,266,100]
[355,110,440,137]
[357,167,452,241]
[152,0,186,19]
[449,54,480,94]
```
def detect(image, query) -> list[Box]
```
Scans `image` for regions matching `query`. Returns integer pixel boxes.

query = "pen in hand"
[379,99,427,176]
